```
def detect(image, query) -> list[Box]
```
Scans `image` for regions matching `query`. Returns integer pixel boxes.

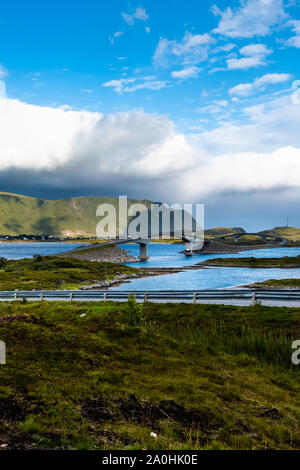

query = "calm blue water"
[123,243,300,268]
[115,243,300,290]
[1,241,300,291]
[0,242,87,260]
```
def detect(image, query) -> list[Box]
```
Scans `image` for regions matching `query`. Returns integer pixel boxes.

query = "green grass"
[0,301,300,450]
[200,256,300,268]
[0,256,138,290]
[248,278,300,288]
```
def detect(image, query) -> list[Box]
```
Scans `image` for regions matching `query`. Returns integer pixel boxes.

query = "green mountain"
[0,192,151,237]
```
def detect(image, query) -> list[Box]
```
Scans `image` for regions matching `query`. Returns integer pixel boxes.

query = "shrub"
[124,294,144,327]
[33,254,43,262]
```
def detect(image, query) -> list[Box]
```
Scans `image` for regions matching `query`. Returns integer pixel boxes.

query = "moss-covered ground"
[0,301,300,450]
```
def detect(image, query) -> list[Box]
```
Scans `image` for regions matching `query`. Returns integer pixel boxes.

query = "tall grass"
[145,320,293,368]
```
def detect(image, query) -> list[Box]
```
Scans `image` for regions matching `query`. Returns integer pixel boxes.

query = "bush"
[124,294,144,327]
[33,254,43,262]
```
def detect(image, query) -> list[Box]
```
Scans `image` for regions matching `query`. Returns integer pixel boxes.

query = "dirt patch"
[3,431,34,450]
[81,394,218,431]
[0,315,28,324]
[0,397,28,422]
[257,408,283,420]
[81,396,116,421]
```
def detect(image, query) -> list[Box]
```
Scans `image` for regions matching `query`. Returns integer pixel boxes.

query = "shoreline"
[83,264,207,290]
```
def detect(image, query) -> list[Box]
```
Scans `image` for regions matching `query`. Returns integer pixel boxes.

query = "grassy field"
[0,301,300,450]
[200,256,300,268]
[0,256,138,290]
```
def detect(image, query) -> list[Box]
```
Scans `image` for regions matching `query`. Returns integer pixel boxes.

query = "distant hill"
[259,226,300,242]
[0,192,198,238]
[204,227,245,238]
[0,192,152,237]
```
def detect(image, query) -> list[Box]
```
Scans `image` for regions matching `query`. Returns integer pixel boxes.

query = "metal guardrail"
[1,289,300,304]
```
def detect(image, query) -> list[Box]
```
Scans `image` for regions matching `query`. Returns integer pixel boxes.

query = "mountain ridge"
[0,192,152,237]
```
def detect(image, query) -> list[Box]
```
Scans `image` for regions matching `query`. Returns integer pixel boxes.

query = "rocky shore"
[60,243,138,263]
[81,265,204,290]
[193,239,278,254]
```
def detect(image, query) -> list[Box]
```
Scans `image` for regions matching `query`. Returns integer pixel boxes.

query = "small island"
[198,255,300,269]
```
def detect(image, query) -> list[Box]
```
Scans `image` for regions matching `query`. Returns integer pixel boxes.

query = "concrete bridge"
[215,232,288,245]
[104,230,203,260]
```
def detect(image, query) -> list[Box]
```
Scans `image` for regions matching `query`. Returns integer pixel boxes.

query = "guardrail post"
[70,292,73,303]
[144,293,148,303]
[40,292,44,301]
[14,291,17,301]
[103,292,107,302]
[193,292,197,304]
[251,292,256,307]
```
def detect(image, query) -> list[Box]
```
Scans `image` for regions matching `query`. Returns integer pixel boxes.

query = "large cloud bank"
[0,91,300,204]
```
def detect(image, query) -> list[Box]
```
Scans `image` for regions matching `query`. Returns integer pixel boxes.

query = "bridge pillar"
[138,240,149,261]
[185,241,193,256]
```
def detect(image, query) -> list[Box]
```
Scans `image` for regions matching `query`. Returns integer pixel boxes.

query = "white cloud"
[240,44,270,56]
[122,6,148,26]
[145,26,151,34]
[287,20,300,48]
[0,65,7,79]
[109,31,124,45]
[154,32,214,68]
[227,56,265,69]
[0,91,300,203]
[171,66,202,79]
[190,94,300,156]
[213,0,287,38]
[213,43,236,53]
[181,146,300,199]
[227,43,272,70]
[102,77,169,94]
[229,83,253,96]
[0,96,196,198]
[229,73,291,96]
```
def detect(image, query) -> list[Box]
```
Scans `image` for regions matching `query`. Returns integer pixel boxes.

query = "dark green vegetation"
[200,256,300,268]
[0,256,138,290]
[0,192,151,237]
[0,301,300,450]
[248,279,300,288]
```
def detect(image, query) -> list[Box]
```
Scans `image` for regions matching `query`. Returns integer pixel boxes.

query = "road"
[1,289,300,307]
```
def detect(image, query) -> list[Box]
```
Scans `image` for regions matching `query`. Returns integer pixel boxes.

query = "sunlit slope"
[0,192,150,236]
[204,227,245,238]
[260,226,300,242]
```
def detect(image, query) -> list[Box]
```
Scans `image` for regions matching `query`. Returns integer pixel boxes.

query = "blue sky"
[0,0,300,229]
[1,0,299,124]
